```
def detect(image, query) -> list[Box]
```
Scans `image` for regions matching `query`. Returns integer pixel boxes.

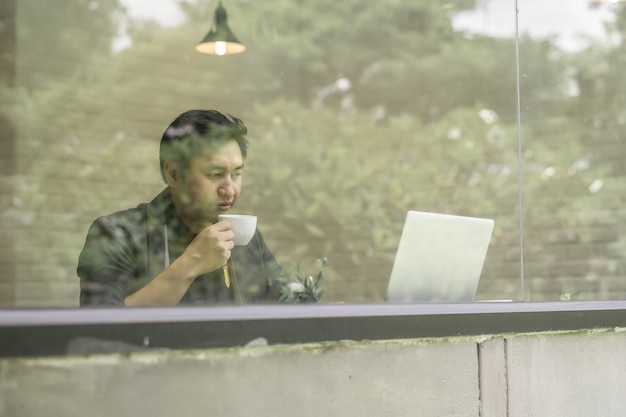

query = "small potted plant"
[277,257,328,303]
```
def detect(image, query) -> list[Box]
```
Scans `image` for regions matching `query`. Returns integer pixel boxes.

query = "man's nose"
[218,178,235,197]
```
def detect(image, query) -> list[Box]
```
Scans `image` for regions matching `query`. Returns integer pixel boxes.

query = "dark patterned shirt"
[77,188,283,306]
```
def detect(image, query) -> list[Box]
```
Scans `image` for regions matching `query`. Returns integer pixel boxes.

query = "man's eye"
[232,171,243,178]
[205,172,223,178]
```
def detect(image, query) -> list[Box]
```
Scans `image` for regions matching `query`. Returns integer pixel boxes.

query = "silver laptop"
[385,211,494,303]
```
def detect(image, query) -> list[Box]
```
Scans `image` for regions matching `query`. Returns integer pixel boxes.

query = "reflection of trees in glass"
[517,5,626,300]
[6,0,626,304]
[222,0,515,124]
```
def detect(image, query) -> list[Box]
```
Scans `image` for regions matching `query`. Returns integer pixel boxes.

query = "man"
[77,110,283,306]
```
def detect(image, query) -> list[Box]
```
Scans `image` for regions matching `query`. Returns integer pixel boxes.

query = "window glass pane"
[517,0,626,300]
[1,0,523,307]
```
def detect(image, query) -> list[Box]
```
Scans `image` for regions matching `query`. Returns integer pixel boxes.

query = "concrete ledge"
[507,329,626,417]
[2,329,626,417]
[1,338,481,417]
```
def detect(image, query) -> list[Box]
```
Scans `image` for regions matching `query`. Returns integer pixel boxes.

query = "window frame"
[2,301,626,358]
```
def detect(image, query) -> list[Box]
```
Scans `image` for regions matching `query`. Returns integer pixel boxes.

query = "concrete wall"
[1,328,625,417]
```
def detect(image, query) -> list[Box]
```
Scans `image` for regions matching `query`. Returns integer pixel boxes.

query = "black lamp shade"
[196,2,245,55]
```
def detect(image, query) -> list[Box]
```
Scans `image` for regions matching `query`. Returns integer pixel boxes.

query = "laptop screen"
[385,211,494,303]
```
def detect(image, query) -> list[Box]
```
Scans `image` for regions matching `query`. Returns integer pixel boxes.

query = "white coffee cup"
[218,214,257,246]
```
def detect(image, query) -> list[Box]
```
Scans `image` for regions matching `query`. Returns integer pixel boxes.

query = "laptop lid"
[385,211,494,303]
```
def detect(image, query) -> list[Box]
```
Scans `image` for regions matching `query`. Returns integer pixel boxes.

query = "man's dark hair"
[159,109,249,183]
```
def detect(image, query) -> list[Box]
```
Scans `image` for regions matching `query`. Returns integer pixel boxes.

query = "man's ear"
[163,161,179,187]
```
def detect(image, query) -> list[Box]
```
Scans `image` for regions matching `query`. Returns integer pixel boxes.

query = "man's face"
[171,139,244,231]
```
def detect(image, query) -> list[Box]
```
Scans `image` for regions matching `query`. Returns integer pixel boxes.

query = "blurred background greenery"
[0,0,624,306]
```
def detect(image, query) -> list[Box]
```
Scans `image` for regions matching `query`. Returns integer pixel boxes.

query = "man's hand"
[183,220,235,276]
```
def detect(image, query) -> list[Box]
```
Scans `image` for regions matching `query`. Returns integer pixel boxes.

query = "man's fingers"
[220,229,235,242]
[212,220,231,231]
[198,223,234,240]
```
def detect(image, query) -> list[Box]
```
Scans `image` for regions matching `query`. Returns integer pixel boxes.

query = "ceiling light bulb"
[215,41,227,55]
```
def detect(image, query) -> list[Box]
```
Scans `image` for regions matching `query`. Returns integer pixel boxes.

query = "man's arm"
[125,221,235,306]
[122,253,199,306]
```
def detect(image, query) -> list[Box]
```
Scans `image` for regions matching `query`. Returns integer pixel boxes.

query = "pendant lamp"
[196,2,245,56]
